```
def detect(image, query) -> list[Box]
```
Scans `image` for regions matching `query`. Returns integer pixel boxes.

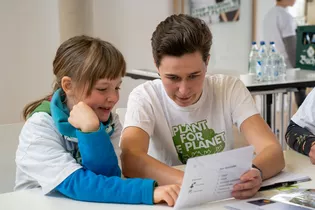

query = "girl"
[15,35,180,206]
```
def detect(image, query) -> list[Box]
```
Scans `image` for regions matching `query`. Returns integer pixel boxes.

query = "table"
[126,69,315,149]
[1,150,313,210]
[126,69,315,92]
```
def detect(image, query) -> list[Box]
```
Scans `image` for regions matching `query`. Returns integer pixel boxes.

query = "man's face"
[157,51,208,107]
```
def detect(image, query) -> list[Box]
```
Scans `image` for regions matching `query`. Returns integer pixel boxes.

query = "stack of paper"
[272,189,315,209]
[225,198,310,210]
[260,171,311,191]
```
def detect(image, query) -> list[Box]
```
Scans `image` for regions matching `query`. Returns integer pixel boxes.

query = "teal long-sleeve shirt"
[55,124,156,204]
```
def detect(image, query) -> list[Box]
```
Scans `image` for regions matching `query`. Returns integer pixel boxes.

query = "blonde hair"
[23,35,126,120]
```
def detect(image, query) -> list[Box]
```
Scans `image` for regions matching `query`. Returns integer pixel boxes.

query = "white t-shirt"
[292,88,315,134]
[15,112,122,194]
[123,75,259,166]
[263,6,297,68]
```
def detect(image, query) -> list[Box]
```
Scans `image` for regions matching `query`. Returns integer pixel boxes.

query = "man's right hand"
[308,143,315,164]
[121,126,185,186]
[153,184,181,206]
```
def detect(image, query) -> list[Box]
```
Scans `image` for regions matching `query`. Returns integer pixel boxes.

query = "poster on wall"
[190,0,241,25]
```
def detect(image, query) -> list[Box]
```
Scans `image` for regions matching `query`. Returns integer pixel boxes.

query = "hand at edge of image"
[153,184,181,207]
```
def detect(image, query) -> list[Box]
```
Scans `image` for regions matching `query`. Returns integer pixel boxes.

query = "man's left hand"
[309,143,315,165]
[232,168,262,199]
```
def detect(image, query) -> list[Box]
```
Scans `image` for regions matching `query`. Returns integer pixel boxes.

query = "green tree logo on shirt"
[172,120,226,164]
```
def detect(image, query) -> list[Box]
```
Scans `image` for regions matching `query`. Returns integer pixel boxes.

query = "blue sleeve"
[55,168,156,204]
[76,123,121,176]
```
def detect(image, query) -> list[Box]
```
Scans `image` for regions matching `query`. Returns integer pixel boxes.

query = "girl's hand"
[153,184,181,206]
[68,101,100,132]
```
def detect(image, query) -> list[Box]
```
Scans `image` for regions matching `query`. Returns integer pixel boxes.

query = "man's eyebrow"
[189,71,202,75]
[165,71,201,76]
[165,73,179,76]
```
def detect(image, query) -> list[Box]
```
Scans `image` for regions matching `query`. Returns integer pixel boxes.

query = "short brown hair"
[151,14,212,67]
[23,35,126,120]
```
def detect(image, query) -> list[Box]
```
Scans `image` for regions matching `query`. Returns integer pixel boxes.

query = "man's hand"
[68,101,100,133]
[309,143,315,164]
[232,168,262,199]
[153,184,181,206]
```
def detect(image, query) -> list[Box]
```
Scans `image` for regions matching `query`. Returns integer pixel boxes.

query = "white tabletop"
[241,69,315,88]
[0,150,313,210]
[126,69,315,91]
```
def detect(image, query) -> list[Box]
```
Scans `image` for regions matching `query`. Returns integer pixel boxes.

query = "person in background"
[15,35,179,206]
[120,14,285,200]
[263,0,306,107]
[286,88,315,165]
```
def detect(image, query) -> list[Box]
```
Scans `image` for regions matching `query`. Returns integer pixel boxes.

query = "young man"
[120,14,285,199]
[286,88,315,165]
[263,0,306,107]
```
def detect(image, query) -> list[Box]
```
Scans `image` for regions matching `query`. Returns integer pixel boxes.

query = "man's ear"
[61,76,74,96]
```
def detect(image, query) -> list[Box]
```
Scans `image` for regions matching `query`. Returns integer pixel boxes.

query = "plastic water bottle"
[258,41,268,81]
[278,55,287,80]
[269,42,280,80]
[256,61,263,81]
[248,42,259,75]
[264,56,274,81]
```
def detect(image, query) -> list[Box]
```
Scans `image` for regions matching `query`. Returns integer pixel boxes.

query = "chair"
[0,122,24,194]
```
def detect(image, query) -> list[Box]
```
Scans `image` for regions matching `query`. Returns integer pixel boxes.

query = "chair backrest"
[0,122,24,194]
[115,108,127,125]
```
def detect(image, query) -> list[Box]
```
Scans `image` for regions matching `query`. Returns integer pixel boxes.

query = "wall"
[256,0,293,43]
[93,0,174,108]
[0,0,60,124]
[255,0,274,42]
[307,0,315,24]
[93,0,173,71]
[0,0,60,194]
[0,0,283,119]
[59,0,94,42]
[93,0,253,108]
[94,0,252,74]
[204,1,253,73]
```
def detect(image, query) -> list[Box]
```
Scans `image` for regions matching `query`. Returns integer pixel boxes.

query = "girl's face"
[68,77,122,122]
